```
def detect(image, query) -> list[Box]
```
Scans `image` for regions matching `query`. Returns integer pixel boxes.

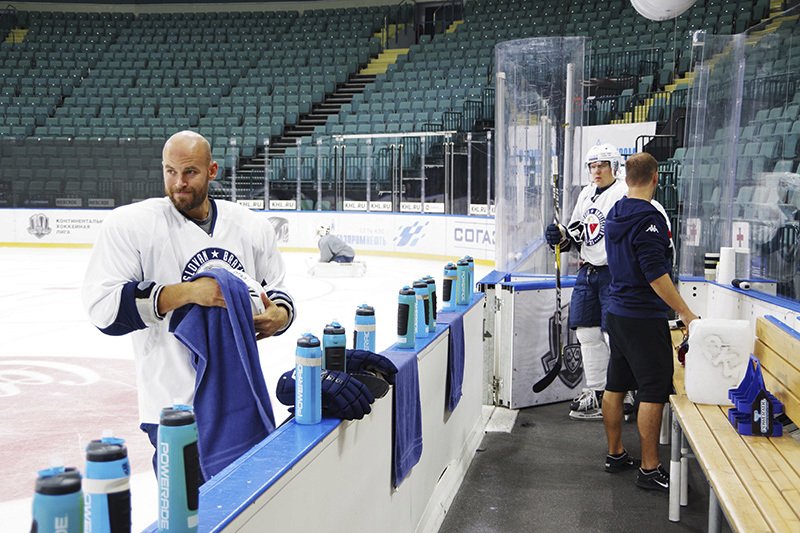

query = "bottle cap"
[297,333,321,348]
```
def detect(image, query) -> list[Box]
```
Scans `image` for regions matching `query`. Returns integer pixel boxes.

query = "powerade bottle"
[32,466,83,533]
[396,286,416,348]
[442,263,457,312]
[354,304,376,352]
[322,322,347,372]
[423,276,437,332]
[464,256,475,302]
[413,279,429,338]
[84,435,131,533]
[295,333,322,425]
[157,404,200,533]
[456,259,470,305]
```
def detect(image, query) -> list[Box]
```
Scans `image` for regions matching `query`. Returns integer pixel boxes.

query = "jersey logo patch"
[583,207,606,246]
[182,247,246,281]
[646,224,659,233]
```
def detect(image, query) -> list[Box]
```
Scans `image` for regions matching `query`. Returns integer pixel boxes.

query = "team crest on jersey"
[181,247,246,281]
[583,207,606,246]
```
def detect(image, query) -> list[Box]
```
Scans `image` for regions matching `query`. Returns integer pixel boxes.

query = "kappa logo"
[645,224,659,233]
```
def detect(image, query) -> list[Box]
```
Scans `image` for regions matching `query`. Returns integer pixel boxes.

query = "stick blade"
[532,358,561,393]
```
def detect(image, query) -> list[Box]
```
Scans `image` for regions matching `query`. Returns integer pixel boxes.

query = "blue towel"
[170,269,276,480]
[382,348,423,487]
[437,312,465,412]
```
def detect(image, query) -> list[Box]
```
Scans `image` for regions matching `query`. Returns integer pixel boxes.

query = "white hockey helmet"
[585,143,622,178]
[316,224,331,238]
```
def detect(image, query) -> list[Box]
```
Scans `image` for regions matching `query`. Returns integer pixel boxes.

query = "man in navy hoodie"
[603,152,698,492]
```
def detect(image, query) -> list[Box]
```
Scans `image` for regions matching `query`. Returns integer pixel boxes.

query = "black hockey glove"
[346,349,398,385]
[275,369,375,420]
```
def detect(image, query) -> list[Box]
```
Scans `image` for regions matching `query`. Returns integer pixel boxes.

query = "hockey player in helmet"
[545,143,634,420]
[316,224,355,263]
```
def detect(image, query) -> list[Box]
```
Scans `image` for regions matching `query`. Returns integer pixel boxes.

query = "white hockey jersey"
[566,178,627,266]
[567,179,673,266]
[82,198,295,424]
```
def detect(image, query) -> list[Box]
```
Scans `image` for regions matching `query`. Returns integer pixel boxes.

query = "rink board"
[481,272,585,409]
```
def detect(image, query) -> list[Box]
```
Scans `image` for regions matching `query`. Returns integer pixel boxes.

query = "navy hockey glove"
[275,369,375,420]
[545,223,563,246]
[346,349,398,385]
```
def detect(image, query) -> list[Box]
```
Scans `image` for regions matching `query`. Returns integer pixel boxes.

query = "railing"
[212,131,494,216]
[587,47,664,80]
[656,159,682,280]
[380,0,416,50]
[426,0,464,37]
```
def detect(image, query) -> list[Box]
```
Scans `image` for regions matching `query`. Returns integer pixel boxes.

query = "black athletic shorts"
[605,312,673,403]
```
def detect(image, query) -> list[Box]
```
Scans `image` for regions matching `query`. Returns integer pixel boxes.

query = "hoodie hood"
[606,197,660,245]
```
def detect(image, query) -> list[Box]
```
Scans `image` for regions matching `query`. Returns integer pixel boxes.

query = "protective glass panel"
[494,37,585,274]
[680,9,800,303]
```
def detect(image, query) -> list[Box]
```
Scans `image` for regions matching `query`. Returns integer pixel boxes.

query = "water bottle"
[32,466,83,533]
[456,259,470,305]
[464,256,475,301]
[157,404,200,533]
[322,321,347,371]
[353,304,376,352]
[396,286,416,348]
[295,333,322,425]
[413,279,429,338]
[442,263,457,312]
[423,276,437,332]
[84,435,131,533]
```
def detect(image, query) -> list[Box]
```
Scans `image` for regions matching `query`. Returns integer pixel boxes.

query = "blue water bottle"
[354,304,376,352]
[423,276,437,331]
[442,263,457,312]
[396,286,416,348]
[32,466,83,533]
[456,259,470,305]
[413,279,429,338]
[84,435,131,533]
[157,404,200,533]
[296,333,322,425]
[322,322,347,371]
[465,256,475,301]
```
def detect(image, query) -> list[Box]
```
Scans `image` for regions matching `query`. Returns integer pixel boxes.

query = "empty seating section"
[0,0,778,208]
[0,137,163,207]
[668,12,800,289]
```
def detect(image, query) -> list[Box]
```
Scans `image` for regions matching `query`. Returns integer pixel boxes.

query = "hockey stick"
[533,167,564,393]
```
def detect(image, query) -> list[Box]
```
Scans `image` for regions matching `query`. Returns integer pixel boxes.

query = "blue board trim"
[706,280,800,314]
[499,275,578,291]
[142,418,341,532]
[143,292,483,532]
[764,315,800,340]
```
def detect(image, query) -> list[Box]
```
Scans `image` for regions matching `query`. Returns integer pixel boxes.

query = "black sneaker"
[605,450,637,473]
[636,464,670,492]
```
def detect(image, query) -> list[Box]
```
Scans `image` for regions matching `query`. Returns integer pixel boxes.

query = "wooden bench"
[668,316,800,532]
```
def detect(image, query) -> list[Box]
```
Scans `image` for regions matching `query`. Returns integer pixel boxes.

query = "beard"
[166,184,207,216]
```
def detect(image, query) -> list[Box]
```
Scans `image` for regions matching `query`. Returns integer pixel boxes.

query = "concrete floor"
[440,401,729,533]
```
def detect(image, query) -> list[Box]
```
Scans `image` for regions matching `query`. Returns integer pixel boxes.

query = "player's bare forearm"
[157,277,225,315]
[254,294,290,340]
[649,274,698,326]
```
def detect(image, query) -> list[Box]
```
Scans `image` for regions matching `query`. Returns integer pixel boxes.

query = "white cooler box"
[684,318,753,405]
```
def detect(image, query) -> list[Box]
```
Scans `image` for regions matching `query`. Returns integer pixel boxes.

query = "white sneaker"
[569,388,603,420]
